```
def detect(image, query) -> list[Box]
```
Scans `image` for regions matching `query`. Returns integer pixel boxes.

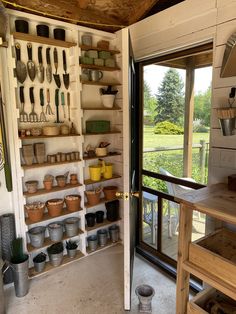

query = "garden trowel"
[37,46,44,83]
[46,47,52,83]
[53,48,61,88]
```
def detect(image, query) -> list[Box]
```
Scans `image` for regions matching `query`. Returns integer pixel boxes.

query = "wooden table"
[175,183,236,313]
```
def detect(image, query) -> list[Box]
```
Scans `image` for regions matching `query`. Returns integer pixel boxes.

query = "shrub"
[154,121,184,135]
[193,124,209,133]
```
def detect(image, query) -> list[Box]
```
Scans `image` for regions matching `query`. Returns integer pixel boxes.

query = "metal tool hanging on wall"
[0,83,12,191]
[39,88,47,122]
[53,48,61,88]
[26,43,36,81]
[29,87,38,122]
[19,86,28,122]
[46,88,53,115]
[15,43,27,83]
[62,50,69,89]
[37,46,44,83]
[55,88,63,123]
[61,91,66,118]
[46,47,52,83]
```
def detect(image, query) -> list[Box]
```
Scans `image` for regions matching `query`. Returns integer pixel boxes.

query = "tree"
[194,85,211,126]
[155,68,184,125]
[144,81,157,124]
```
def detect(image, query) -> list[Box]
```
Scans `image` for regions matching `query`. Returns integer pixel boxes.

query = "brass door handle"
[116,191,139,200]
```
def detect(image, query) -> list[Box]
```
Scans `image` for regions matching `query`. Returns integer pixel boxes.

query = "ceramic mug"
[89,70,103,82]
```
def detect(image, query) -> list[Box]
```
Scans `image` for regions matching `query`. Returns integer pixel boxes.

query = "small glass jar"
[66,153,71,161]
[61,153,66,162]
[70,152,75,161]
[74,151,80,160]
[50,155,56,163]
[56,153,61,163]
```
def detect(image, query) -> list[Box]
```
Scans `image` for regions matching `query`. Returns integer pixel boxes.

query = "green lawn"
[143,125,209,149]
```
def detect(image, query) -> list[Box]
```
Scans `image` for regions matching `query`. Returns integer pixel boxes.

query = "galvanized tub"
[11,255,29,297]
[48,222,63,241]
[64,217,79,237]
[28,226,46,248]
[97,229,108,247]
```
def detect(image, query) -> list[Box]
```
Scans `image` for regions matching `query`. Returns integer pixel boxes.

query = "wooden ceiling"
[4,0,184,32]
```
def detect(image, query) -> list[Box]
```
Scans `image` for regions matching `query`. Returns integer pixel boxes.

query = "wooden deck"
[143,214,206,260]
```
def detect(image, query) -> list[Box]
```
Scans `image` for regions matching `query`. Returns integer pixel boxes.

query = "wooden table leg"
[176,204,193,314]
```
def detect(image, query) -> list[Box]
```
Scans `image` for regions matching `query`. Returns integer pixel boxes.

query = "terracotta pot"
[103,186,118,200]
[85,191,101,206]
[46,199,64,217]
[43,180,53,190]
[70,174,78,181]
[65,195,81,212]
[25,203,45,222]
[56,176,66,187]
[70,179,78,185]
[25,180,38,194]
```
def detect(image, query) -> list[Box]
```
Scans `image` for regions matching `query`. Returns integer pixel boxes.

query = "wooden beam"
[128,0,160,25]
[183,58,195,178]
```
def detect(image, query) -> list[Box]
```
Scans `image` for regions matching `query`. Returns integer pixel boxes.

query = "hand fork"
[46,88,54,115]
[29,87,38,122]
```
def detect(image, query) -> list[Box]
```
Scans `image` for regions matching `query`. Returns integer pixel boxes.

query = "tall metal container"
[0,259,5,314]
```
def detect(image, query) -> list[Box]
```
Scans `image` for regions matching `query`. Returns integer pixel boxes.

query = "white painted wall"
[129,0,236,185]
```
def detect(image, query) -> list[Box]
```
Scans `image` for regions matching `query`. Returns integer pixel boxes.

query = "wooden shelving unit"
[81,105,121,111]
[23,182,82,197]
[86,218,121,232]
[12,32,77,48]
[80,63,120,71]
[79,44,120,54]
[22,159,81,170]
[175,183,236,312]
[25,207,82,225]
[81,80,121,86]
[19,134,80,140]
[85,197,118,209]
[27,229,84,253]
[83,152,121,161]
[87,239,121,255]
[83,131,121,136]
[84,174,121,186]
[29,251,85,278]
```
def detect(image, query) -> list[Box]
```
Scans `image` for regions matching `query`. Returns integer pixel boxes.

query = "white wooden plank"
[217,0,236,23]
[216,20,236,46]
[214,45,225,67]
[213,67,236,88]
[211,128,236,148]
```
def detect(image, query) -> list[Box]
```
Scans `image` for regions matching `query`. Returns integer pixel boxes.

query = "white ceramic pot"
[101,95,115,108]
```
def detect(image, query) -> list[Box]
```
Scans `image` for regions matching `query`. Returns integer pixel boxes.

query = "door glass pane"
[142,192,158,249]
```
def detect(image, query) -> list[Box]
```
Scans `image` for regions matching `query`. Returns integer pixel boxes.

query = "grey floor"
[4,244,176,314]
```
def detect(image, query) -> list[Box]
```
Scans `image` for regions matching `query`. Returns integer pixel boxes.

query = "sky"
[144,65,212,96]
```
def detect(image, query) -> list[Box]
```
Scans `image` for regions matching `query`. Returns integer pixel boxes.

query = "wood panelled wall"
[129,0,236,185]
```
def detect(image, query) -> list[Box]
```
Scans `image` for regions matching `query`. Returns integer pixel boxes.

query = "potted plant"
[10,238,29,297]
[65,194,81,212]
[66,240,78,258]
[47,242,64,267]
[85,186,102,206]
[33,252,46,273]
[100,85,118,108]
[25,201,45,222]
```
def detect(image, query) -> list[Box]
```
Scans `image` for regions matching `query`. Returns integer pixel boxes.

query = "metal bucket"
[64,217,79,237]
[33,260,46,273]
[48,222,63,241]
[109,225,119,243]
[67,248,77,258]
[219,117,235,136]
[97,229,108,247]
[11,255,29,297]
[28,226,46,248]
[48,252,63,267]
[87,235,98,251]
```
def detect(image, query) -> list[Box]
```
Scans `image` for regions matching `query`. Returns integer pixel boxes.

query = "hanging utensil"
[37,46,44,83]
[39,88,47,122]
[62,50,69,89]
[46,47,52,83]
[19,86,28,122]
[0,83,12,191]
[26,43,36,81]
[29,87,38,122]
[46,88,54,115]
[53,48,61,88]
[67,92,71,121]
[55,89,63,123]
[61,91,66,118]
[15,43,27,84]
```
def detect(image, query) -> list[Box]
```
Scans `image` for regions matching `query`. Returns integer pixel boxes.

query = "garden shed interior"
[1,0,236,313]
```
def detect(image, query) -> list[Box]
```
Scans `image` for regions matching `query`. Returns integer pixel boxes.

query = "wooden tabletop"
[174,183,236,225]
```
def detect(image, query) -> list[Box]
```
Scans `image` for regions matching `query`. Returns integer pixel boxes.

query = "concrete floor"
[4,244,176,314]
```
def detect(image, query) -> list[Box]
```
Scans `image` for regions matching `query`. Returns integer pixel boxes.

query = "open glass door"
[122,28,139,311]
